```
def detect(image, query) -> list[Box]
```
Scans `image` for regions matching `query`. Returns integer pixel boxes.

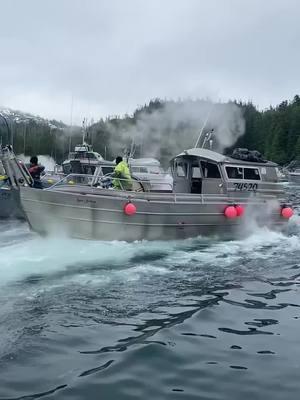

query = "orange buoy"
[124,202,137,216]
[235,205,244,217]
[224,206,237,219]
[281,206,293,219]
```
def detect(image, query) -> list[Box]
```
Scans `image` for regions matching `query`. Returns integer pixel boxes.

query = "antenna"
[201,129,214,149]
[129,137,136,159]
[194,103,214,148]
[82,118,86,144]
[23,123,26,154]
[69,94,74,154]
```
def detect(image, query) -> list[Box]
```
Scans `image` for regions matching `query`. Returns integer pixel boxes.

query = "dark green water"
[1,186,300,399]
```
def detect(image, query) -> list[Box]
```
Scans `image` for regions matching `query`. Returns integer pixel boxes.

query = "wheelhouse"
[62,143,114,176]
[171,148,282,196]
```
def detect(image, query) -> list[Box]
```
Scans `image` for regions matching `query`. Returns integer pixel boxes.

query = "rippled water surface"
[1,186,300,400]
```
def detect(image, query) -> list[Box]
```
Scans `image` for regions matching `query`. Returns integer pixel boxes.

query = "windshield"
[131,166,162,174]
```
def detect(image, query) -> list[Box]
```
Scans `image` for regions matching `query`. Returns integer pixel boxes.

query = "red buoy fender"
[235,205,244,217]
[281,206,293,219]
[224,206,237,219]
[124,202,137,216]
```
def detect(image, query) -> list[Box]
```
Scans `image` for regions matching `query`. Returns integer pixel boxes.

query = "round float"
[224,206,238,219]
[124,202,137,216]
[281,206,293,219]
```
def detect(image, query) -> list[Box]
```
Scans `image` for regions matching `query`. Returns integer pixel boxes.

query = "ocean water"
[1,186,300,399]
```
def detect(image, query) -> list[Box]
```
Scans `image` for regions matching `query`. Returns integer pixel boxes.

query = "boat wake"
[1,218,300,399]
[0,219,299,289]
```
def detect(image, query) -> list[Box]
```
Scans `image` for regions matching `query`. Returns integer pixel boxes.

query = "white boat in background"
[283,160,300,184]
[288,169,300,184]
[275,167,288,183]
[62,143,172,192]
[128,157,173,192]
[62,142,114,176]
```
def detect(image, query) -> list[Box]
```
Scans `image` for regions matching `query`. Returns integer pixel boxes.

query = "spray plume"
[100,99,245,163]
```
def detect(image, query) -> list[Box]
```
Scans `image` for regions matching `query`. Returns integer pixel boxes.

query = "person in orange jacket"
[28,156,45,189]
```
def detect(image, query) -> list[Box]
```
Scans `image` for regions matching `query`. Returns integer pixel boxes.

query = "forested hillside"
[234,95,300,164]
[1,95,300,166]
[0,108,68,161]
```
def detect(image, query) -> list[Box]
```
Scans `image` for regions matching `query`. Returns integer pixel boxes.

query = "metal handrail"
[47,173,173,192]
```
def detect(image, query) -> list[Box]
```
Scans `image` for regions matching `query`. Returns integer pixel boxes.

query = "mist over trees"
[234,95,300,165]
[1,95,300,166]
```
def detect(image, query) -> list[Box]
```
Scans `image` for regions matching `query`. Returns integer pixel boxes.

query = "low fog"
[0,0,299,123]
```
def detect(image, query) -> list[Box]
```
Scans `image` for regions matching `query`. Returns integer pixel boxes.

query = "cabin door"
[173,159,190,193]
[191,159,202,193]
[200,160,225,195]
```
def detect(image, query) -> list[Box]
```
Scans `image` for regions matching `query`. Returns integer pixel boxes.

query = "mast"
[82,118,86,144]
[23,123,26,154]
[68,94,74,154]
[194,103,214,148]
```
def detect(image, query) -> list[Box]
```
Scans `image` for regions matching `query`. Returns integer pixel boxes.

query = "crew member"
[0,174,8,187]
[113,156,132,190]
[28,156,45,189]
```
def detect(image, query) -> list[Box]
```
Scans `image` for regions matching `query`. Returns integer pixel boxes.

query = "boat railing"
[41,171,65,179]
[41,172,66,186]
[46,173,174,193]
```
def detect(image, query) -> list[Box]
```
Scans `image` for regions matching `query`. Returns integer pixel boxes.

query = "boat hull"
[288,172,300,185]
[0,187,24,219]
[20,186,287,241]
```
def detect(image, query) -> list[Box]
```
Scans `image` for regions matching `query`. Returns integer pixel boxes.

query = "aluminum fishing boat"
[62,142,114,175]
[0,145,293,241]
[0,185,24,218]
[0,159,64,218]
[288,170,300,184]
[0,142,171,218]
[282,160,300,184]
[62,143,172,189]
[0,160,25,218]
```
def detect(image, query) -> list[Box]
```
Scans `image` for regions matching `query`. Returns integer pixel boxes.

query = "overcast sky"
[0,0,299,124]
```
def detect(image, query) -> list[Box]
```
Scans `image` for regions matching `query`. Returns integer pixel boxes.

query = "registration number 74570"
[233,182,258,191]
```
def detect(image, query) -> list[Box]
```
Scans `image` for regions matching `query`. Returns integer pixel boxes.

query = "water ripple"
[1,186,300,399]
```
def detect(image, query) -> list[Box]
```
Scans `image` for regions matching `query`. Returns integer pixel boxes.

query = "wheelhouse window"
[102,166,114,175]
[74,152,86,159]
[131,166,148,173]
[225,166,243,179]
[86,153,97,159]
[176,161,188,177]
[200,161,221,178]
[225,166,261,180]
[244,168,260,180]
[192,166,201,178]
[148,166,161,174]
[83,165,96,175]
[62,164,71,174]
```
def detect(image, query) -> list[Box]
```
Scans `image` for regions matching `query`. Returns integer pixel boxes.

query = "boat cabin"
[62,143,115,176]
[170,148,280,195]
[129,158,163,175]
[128,157,173,191]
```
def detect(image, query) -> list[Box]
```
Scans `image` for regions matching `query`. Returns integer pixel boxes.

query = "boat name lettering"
[76,198,97,204]
[233,182,258,191]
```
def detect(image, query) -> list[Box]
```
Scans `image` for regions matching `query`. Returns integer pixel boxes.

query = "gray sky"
[0,0,299,124]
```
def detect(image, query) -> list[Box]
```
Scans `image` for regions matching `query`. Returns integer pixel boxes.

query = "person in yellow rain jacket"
[0,174,8,187]
[0,164,8,187]
[113,156,132,190]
